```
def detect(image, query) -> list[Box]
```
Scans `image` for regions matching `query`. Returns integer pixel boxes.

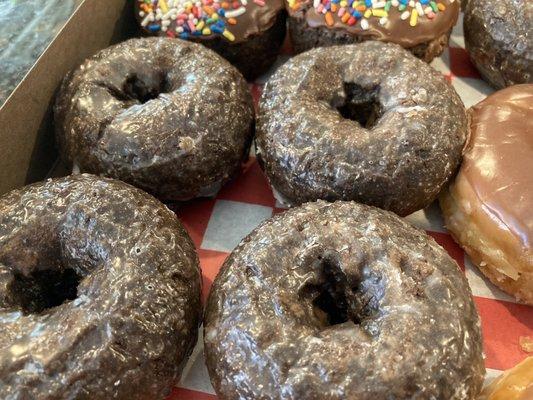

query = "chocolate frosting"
[135,0,285,44]
[288,0,459,48]
[463,84,533,251]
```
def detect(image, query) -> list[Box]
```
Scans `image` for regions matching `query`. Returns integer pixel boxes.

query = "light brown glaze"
[439,84,533,304]
[463,85,532,254]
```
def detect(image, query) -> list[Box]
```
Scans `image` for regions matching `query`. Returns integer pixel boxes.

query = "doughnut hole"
[122,72,170,104]
[299,250,383,329]
[0,208,113,315]
[7,268,81,314]
[332,83,383,129]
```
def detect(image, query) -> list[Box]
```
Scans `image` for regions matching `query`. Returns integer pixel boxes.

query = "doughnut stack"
[1,1,532,399]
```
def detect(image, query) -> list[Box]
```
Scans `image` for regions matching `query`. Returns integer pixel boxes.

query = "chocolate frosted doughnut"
[55,37,254,202]
[286,0,460,62]
[204,201,485,400]
[135,0,286,80]
[257,42,467,216]
[464,0,533,89]
[0,174,201,399]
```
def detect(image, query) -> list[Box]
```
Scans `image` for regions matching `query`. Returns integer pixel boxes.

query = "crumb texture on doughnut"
[464,0,533,88]
[0,174,202,400]
[257,42,467,216]
[55,37,254,201]
[205,201,484,400]
[440,85,533,305]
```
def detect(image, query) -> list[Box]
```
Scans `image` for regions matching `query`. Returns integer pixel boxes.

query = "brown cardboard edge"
[0,0,136,196]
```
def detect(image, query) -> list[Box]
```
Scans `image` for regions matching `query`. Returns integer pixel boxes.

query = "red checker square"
[198,248,228,303]
[175,199,217,248]
[249,83,263,111]
[475,297,533,370]
[167,388,216,400]
[448,47,481,79]
[280,34,295,55]
[428,231,465,271]
[217,157,276,208]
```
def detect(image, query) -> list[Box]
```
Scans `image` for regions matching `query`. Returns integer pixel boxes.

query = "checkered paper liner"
[166,14,533,399]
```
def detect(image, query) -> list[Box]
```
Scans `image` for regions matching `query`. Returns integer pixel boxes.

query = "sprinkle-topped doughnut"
[135,0,286,79]
[136,0,284,42]
[287,0,459,61]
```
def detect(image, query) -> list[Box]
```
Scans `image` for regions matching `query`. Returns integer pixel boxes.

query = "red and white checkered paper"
[167,14,533,399]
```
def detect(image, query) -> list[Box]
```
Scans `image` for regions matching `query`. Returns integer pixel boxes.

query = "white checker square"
[465,257,516,303]
[430,47,451,76]
[201,200,273,252]
[449,13,465,48]
[404,202,446,233]
[452,76,493,108]
[179,331,216,394]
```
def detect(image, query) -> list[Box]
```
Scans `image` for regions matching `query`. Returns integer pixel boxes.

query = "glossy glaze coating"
[464,0,533,89]
[440,85,533,304]
[257,42,467,216]
[0,174,202,399]
[55,37,254,201]
[204,201,485,400]
[287,0,459,61]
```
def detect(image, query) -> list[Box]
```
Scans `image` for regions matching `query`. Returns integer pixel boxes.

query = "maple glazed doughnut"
[440,85,533,305]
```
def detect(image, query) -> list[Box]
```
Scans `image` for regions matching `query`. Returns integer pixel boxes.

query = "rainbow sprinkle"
[288,0,454,29]
[137,0,265,40]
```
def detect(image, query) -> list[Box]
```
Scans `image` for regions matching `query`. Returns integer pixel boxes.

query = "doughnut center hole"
[334,83,383,129]
[122,73,168,103]
[300,252,382,328]
[9,268,81,314]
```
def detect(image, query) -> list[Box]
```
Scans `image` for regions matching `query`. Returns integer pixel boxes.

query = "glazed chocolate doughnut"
[257,42,467,216]
[0,174,201,399]
[464,0,533,89]
[55,37,254,202]
[286,0,460,62]
[204,201,485,400]
[135,0,286,80]
[440,85,533,305]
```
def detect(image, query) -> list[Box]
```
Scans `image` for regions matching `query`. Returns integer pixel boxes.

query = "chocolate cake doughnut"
[257,42,467,216]
[0,174,202,399]
[440,85,533,305]
[464,0,533,89]
[286,0,460,62]
[135,0,286,80]
[204,201,485,400]
[55,37,254,202]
